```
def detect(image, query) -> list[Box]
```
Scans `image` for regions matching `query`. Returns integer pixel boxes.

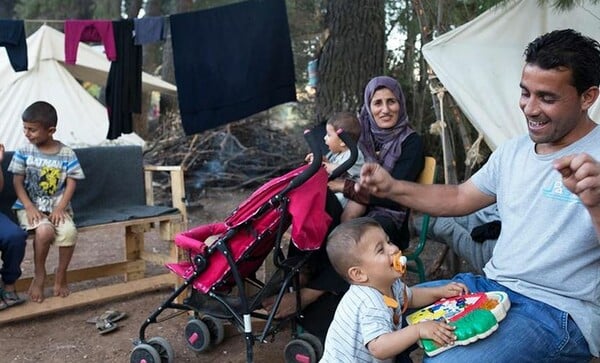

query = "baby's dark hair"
[327,111,361,143]
[22,101,58,128]
[326,217,381,281]
[524,29,600,94]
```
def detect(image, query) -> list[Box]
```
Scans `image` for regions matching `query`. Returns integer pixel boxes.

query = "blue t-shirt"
[471,126,600,356]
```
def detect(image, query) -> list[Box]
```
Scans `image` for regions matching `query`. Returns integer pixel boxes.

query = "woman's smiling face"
[369,87,400,129]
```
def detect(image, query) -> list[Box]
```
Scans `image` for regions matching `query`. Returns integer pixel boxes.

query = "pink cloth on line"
[64,20,117,64]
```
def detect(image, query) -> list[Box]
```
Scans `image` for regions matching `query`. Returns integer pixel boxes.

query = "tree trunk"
[315,0,385,122]
[0,0,16,18]
[142,0,162,75]
[126,0,143,18]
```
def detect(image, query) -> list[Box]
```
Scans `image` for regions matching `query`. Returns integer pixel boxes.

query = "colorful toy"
[406,291,511,356]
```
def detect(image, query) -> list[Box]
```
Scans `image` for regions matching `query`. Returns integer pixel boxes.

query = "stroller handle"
[280,128,323,194]
[328,129,359,181]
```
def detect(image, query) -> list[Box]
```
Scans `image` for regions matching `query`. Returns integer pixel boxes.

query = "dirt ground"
[4,188,593,363]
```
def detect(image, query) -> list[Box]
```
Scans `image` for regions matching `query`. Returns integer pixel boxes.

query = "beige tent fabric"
[422,0,600,150]
[0,25,177,151]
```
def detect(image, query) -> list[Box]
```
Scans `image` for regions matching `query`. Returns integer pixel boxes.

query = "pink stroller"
[130,129,358,363]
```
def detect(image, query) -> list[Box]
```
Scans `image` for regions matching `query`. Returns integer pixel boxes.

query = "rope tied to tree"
[428,82,450,183]
[465,133,485,167]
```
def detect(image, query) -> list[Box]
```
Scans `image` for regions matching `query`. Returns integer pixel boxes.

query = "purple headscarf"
[357,76,414,239]
[358,76,414,171]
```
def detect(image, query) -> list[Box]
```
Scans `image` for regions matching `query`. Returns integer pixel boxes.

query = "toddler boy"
[306,111,365,207]
[321,217,467,362]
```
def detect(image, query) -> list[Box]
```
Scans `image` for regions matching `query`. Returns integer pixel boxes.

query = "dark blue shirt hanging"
[0,19,27,72]
[170,0,297,135]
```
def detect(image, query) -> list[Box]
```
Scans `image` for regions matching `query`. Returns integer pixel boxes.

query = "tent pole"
[428,75,461,276]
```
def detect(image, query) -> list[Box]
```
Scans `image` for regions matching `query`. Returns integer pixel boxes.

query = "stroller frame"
[130,128,358,363]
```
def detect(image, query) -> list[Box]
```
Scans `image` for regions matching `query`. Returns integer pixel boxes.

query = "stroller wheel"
[147,337,175,363]
[298,333,323,360]
[130,343,161,363]
[202,315,225,346]
[184,318,211,352]
[284,338,317,363]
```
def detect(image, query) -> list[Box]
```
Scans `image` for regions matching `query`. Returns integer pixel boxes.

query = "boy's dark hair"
[328,111,361,143]
[524,28,600,94]
[22,101,58,128]
[326,217,381,281]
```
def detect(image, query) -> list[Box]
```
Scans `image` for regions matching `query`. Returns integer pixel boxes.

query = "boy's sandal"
[96,319,119,335]
[0,289,26,311]
[86,309,127,324]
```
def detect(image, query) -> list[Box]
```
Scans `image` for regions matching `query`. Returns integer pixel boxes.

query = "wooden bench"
[0,145,187,323]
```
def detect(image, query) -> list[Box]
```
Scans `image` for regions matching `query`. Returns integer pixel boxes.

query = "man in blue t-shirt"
[357,29,600,362]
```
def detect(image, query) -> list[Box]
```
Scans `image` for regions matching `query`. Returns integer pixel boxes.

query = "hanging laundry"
[170,0,297,135]
[64,20,117,64]
[133,16,165,45]
[105,19,142,139]
[0,19,27,72]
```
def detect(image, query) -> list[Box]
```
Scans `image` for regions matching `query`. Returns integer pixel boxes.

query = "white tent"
[0,25,177,151]
[422,0,600,150]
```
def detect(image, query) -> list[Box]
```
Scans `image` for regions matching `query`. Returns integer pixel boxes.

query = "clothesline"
[20,17,169,46]
[21,17,169,24]
[23,19,65,24]
[3,0,296,138]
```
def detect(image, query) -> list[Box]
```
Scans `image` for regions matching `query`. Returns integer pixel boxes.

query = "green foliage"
[92,0,122,19]
[538,0,600,11]
[15,0,94,20]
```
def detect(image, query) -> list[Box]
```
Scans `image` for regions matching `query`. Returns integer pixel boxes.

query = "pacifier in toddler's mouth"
[392,252,407,274]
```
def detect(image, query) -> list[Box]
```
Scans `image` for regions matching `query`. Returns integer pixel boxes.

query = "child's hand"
[327,178,345,193]
[305,153,314,164]
[49,207,68,225]
[25,205,44,226]
[323,161,338,175]
[439,282,469,298]
[0,143,4,163]
[418,320,456,347]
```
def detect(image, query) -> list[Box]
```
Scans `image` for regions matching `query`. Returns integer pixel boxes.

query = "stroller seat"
[166,164,331,294]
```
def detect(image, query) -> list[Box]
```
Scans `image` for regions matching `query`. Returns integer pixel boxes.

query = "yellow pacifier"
[392,252,407,274]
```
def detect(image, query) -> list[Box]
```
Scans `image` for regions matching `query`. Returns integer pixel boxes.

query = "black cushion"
[1,145,178,228]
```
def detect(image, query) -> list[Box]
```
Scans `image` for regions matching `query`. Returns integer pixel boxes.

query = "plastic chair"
[405,156,437,282]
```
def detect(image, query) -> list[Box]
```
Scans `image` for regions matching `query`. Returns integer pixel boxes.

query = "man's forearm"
[386,181,460,216]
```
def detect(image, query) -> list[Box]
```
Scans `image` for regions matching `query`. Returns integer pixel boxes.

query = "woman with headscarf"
[330,75,425,249]
[262,76,424,349]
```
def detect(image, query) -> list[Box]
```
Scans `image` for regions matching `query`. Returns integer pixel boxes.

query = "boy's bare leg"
[54,245,74,297]
[28,225,54,303]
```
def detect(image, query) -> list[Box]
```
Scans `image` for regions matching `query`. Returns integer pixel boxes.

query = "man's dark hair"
[524,29,600,94]
[21,101,58,128]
